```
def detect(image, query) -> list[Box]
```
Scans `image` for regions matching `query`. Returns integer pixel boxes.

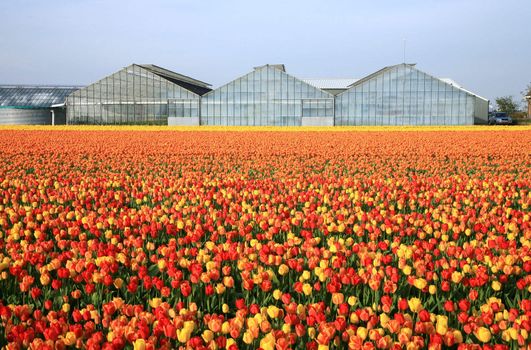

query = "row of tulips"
[0,129,529,349]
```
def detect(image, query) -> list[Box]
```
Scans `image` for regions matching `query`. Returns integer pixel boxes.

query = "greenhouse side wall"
[200,66,334,126]
[66,65,200,125]
[335,64,476,126]
[473,97,489,125]
[0,108,51,125]
[60,63,489,126]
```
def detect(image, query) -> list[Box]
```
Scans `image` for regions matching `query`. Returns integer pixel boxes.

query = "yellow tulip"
[62,303,70,313]
[157,259,166,270]
[63,331,77,346]
[215,283,226,294]
[107,331,115,342]
[177,321,195,343]
[278,264,289,276]
[413,278,427,290]
[308,327,316,339]
[408,298,422,313]
[267,305,280,319]
[225,338,236,349]
[302,283,312,296]
[331,293,344,305]
[474,327,491,343]
[453,330,463,343]
[202,330,214,343]
[357,327,368,340]
[282,323,291,334]
[259,332,276,350]
[133,339,146,350]
[380,313,390,327]
[40,274,51,286]
[221,321,231,334]
[149,298,162,308]
[492,280,501,291]
[451,271,462,283]
[400,327,413,338]
[501,330,511,342]
[406,343,418,350]
[435,315,448,335]
[242,330,254,344]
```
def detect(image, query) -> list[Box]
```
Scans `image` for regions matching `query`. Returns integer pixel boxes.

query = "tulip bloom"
[474,327,492,343]
[408,298,423,313]
[0,128,529,349]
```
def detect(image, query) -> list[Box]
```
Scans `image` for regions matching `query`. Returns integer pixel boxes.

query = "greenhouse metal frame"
[66,64,211,125]
[0,85,81,125]
[335,64,488,126]
[200,65,335,126]
[0,63,490,126]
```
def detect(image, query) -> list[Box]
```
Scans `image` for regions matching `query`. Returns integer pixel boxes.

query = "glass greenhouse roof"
[137,65,212,96]
[0,85,82,108]
[302,78,359,90]
[138,65,210,88]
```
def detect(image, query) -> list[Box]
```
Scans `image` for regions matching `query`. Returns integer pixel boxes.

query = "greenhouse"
[200,65,335,126]
[0,85,80,125]
[334,64,489,125]
[66,64,211,125]
[2,62,489,126]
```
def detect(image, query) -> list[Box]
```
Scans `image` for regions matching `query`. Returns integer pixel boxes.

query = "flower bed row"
[0,129,529,349]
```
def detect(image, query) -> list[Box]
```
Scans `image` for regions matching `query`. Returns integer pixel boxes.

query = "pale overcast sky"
[0,0,529,105]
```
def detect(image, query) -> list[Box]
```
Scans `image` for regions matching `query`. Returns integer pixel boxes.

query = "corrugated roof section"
[0,85,82,108]
[302,78,359,90]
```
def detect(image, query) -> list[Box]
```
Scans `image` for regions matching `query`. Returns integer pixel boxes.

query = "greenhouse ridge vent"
[0,63,489,126]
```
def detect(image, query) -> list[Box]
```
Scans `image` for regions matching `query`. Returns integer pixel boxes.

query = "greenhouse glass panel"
[66,64,205,125]
[200,66,332,126]
[0,86,81,112]
[334,63,480,126]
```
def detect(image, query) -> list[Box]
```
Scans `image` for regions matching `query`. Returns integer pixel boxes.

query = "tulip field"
[0,126,530,350]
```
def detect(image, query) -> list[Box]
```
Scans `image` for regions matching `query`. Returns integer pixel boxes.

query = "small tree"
[522,82,531,106]
[495,96,518,115]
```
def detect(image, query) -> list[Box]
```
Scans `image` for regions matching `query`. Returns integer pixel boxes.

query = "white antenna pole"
[403,39,406,63]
